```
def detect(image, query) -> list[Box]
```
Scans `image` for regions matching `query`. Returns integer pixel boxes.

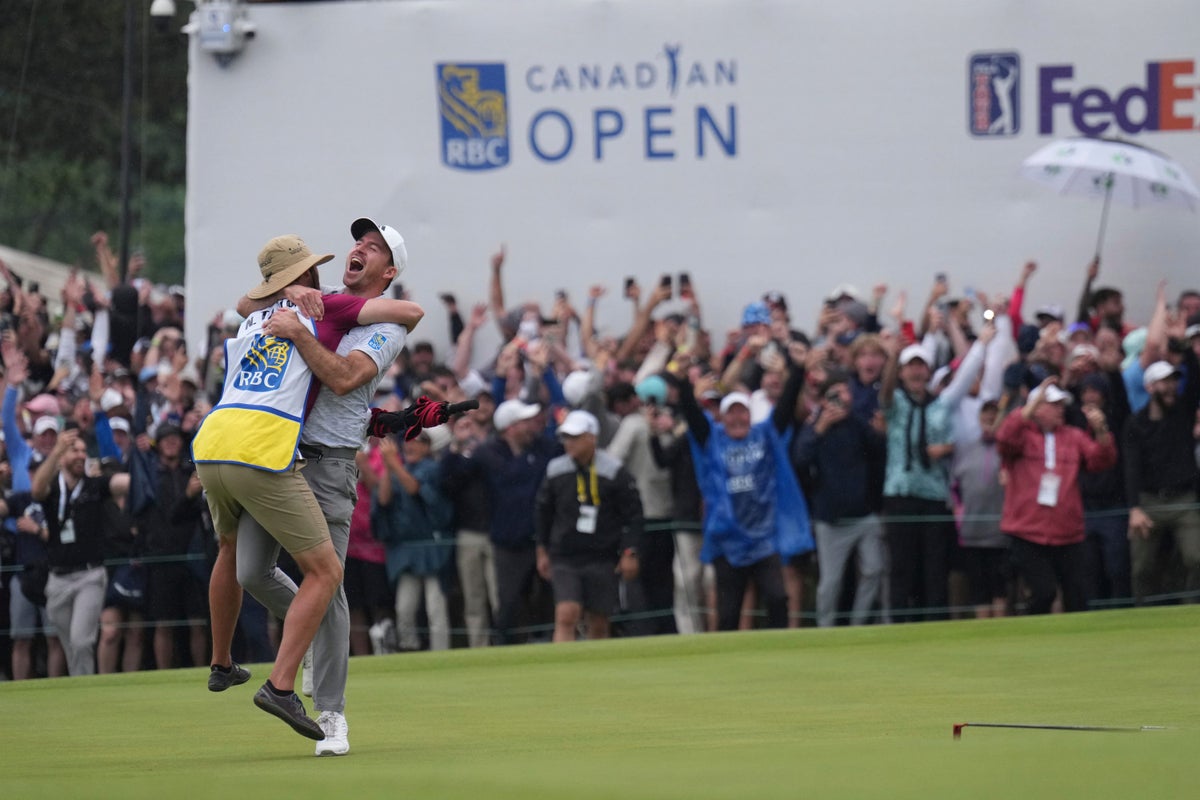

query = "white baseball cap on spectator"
[719,391,752,415]
[108,417,131,435]
[1030,384,1073,405]
[33,416,61,436]
[557,409,600,438]
[1035,304,1065,322]
[899,344,933,367]
[493,399,540,432]
[1069,344,1100,363]
[1186,323,1200,340]
[351,217,408,276]
[458,369,488,400]
[1142,361,1182,389]
[100,388,124,412]
[561,370,597,408]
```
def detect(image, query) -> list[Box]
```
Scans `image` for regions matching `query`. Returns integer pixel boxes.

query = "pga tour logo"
[969,52,1020,137]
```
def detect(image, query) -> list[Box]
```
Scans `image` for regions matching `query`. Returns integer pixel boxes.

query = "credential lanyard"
[57,473,83,526]
[576,464,600,507]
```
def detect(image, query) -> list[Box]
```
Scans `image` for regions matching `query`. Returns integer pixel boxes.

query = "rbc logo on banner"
[969,52,1020,136]
[235,334,292,392]
[437,63,510,171]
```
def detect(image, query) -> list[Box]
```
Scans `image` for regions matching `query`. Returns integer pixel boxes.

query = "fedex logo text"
[1039,60,1197,136]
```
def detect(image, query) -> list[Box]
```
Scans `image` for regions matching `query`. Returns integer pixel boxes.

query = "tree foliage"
[0,0,188,282]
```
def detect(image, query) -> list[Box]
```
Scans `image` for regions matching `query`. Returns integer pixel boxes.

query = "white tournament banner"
[185,0,1200,358]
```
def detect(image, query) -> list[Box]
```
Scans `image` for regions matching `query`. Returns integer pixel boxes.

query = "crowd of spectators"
[3,232,1199,680]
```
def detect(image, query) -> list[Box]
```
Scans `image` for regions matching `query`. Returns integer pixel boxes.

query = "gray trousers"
[236,454,357,713]
[45,566,106,676]
[815,514,886,628]
[456,529,498,648]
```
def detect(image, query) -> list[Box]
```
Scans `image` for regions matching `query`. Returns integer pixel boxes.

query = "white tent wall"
[184,0,1200,359]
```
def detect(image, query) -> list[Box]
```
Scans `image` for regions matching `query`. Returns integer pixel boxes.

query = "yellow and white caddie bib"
[192,299,317,471]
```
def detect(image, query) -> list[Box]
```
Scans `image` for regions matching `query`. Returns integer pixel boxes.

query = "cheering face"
[899,360,931,395]
[343,229,396,293]
[63,438,89,478]
[721,403,751,440]
[1033,400,1065,431]
[854,347,886,384]
[560,432,596,466]
[1150,376,1180,408]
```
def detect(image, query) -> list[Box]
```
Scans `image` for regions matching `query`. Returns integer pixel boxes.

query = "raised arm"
[357,297,425,331]
[451,303,488,380]
[236,284,326,321]
[771,357,806,434]
[580,285,605,363]
[33,429,77,501]
[615,283,671,364]
[488,245,509,337]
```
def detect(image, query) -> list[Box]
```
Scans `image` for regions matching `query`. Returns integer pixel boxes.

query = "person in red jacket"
[996,377,1116,614]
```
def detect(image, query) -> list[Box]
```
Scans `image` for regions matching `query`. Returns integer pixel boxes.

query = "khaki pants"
[197,461,330,555]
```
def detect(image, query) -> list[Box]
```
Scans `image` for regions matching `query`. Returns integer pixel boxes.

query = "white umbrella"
[1021,137,1200,257]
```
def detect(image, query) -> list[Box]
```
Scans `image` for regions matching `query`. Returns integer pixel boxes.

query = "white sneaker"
[301,646,314,698]
[368,621,386,655]
[314,711,350,756]
[369,618,397,655]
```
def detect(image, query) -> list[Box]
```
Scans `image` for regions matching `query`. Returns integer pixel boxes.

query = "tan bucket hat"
[246,234,334,300]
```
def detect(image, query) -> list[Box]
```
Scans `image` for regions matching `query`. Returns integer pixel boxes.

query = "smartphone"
[660,274,673,293]
[934,272,947,285]
[27,281,39,294]
[438,293,456,305]
[679,272,692,296]
[391,283,405,300]
[555,289,567,302]
[624,277,636,297]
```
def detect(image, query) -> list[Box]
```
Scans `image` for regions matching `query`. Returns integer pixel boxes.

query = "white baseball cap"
[1142,360,1182,389]
[557,410,599,438]
[33,416,61,436]
[561,370,596,408]
[108,417,131,435]
[1031,384,1073,405]
[493,399,540,432]
[899,344,933,367]
[719,391,752,415]
[351,217,408,277]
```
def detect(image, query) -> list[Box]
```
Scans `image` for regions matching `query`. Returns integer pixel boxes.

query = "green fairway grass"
[5,607,1198,799]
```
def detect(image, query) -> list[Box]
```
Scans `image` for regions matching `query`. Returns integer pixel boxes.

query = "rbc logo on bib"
[969,52,1020,136]
[437,63,510,171]
[236,334,292,392]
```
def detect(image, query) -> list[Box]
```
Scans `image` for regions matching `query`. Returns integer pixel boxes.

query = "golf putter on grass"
[953,722,1168,740]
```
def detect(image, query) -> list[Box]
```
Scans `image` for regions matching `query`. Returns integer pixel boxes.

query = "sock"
[265,679,291,697]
